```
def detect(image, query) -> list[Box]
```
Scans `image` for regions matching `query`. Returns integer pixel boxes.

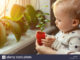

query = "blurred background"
[0,0,59,54]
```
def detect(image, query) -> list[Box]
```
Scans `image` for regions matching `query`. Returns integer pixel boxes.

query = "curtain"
[0,0,49,18]
[0,0,37,18]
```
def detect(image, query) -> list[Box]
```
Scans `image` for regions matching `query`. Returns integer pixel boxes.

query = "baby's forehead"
[53,0,80,11]
[54,4,76,16]
[54,6,73,21]
[53,0,80,21]
[54,5,70,15]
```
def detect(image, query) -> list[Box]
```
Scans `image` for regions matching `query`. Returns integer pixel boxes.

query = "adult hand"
[42,35,56,47]
[35,40,56,54]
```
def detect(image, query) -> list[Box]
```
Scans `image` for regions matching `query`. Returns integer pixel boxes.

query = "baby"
[35,0,80,54]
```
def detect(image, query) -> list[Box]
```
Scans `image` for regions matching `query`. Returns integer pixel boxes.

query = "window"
[0,0,51,54]
[0,0,32,18]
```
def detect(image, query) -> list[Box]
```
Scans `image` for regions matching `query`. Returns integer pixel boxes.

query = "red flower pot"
[36,31,46,45]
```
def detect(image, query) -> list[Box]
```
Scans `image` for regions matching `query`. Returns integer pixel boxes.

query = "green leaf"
[36,25,41,28]
[39,17,44,20]
[24,12,31,23]
[44,19,50,22]
[44,13,49,15]
[36,13,41,17]
[17,19,29,34]
[8,20,21,41]
[10,4,25,21]
[41,24,45,26]
[40,27,44,31]
[1,16,11,20]
[40,22,44,24]
[24,5,38,28]
[0,22,7,48]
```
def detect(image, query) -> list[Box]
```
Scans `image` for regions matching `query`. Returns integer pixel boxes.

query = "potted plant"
[24,5,38,29]
[16,17,29,35]
[1,16,22,42]
[36,11,50,45]
[10,4,29,37]
[10,4,25,21]
[0,21,7,48]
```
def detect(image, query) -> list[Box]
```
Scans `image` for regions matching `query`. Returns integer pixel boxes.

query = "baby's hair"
[52,0,80,23]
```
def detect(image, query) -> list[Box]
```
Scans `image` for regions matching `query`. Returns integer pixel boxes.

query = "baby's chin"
[59,29,68,33]
[60,29,72,33]
[56,26,70,33]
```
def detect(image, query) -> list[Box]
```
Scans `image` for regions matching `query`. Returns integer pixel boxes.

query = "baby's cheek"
[64,24,71,29]
[58,24,66,30]
[58,24,63,28]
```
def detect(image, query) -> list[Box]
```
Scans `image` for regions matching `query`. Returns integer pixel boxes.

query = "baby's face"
[53,5,74,33]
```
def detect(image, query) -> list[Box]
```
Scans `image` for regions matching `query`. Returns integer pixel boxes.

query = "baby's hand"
[42,35,56,47]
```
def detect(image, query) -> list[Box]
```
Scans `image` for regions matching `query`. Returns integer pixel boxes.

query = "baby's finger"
[35,40,40,47]
[45,34,48,37]
[46,36,55,41]
[41,39,49,43]
[42,40,50,45]
[41,39,46,42]
[41,39,47,44]
[44,43,51,47]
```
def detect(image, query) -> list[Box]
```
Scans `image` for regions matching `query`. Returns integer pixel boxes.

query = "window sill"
[0,26,56,54]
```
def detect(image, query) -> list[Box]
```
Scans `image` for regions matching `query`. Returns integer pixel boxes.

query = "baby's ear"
[72,19,79,27]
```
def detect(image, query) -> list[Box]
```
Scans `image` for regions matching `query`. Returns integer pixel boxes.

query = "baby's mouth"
[56,25,60,29]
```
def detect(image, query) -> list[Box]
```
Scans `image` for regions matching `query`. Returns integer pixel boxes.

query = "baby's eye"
[58,20,61,22]
[56,18,61,22]
[56,19,61,22]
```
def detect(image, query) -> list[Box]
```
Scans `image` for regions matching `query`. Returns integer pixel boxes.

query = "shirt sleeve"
[68,37,80,52]
[51,31,62,49]
[56,37,80,54]
[51,39,62,50]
